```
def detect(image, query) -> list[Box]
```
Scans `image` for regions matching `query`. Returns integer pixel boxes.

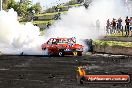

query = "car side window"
[52,39,57,44]
[47,39,54,44]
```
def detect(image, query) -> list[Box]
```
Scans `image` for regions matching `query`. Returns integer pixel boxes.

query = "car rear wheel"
[46,48,53,56]
[48,52,53,56]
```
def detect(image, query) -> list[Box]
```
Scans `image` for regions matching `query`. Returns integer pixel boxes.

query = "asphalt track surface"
[0,54,132,88]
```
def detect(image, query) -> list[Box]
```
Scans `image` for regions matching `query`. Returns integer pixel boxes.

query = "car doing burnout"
[41,37,83,56]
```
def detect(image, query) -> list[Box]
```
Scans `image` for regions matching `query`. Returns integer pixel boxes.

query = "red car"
[41,37,83,56]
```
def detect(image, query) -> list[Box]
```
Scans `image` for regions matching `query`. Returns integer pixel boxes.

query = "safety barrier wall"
[102,36,132,42]
[93,45,132,55]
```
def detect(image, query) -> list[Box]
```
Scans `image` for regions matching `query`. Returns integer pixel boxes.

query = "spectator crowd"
[106,16,132,36]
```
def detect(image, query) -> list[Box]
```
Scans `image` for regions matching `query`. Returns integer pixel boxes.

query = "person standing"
[130,17,132,36]
[112,18,116,34]
[55,6,58,12]
[117,17,123,35]
[125,16,130,36]
[106,19,111,34]
[96,19,100,37]
[46,22,51,29]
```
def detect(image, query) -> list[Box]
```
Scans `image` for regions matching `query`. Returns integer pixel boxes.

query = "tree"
[30,2,42,13]
[7,0,18,10]
[68,0,77,5]
[7,0,31,17]
[6,0,42,21]
[3,0,8,10]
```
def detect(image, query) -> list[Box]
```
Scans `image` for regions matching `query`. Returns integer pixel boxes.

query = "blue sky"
[15,0,71,9]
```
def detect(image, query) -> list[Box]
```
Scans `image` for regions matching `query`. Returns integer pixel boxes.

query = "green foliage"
[33,20,54,24]
[2,0,8,10]
[34,11,67,16]
[18,2,30,16]
[7,0,42,18]
[7,0,30,17]
[68,0,77,5]
[7,0,18,9]
[30,2,42,14]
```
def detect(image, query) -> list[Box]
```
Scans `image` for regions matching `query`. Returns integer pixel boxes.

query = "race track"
[0,54,132,88]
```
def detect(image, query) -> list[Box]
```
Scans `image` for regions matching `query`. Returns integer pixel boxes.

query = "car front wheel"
[58,51,64,56]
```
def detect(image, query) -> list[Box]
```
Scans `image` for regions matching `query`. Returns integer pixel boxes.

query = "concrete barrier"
[0,51,2,55]
[102,36,132,42]
[93,44,132,55]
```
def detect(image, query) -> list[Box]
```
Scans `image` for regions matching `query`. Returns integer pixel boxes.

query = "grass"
[57,5,68,8]
[34,11,68,17]
[69,4,82,7]
[34,4,82,17]
[94,40,132,47]
[56,4,81,8]
[33,20,55,24]
[20,20,55,25]
[20,20,54,25]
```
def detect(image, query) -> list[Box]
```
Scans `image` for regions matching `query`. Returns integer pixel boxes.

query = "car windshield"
[54,38,75,44]
[47,38,76,44]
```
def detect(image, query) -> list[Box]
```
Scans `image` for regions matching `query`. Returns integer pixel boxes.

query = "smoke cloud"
[0,9,44,55]
[45,0,129,39]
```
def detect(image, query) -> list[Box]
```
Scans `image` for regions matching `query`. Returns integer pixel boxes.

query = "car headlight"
[64,48,71,51]
[76,48,83,51]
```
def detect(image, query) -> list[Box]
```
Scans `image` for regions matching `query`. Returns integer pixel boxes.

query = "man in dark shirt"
[130,17,132,36]
[46,22,51,29]
[112,18,116,33]
[125,16,130,36]
[117,17,123,35]
[106,19,111,34]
